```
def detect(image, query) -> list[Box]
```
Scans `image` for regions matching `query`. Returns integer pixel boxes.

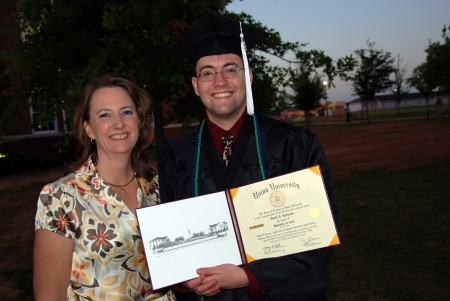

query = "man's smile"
[212,92,233,98]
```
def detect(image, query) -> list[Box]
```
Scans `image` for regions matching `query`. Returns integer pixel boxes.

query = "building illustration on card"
[148,222,230,256]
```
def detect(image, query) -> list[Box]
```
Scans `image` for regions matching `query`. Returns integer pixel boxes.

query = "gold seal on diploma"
[269,190,286,207]
[309,207,320,218]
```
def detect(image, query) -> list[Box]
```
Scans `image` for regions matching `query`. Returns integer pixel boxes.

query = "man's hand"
[182,275,220,297]
[197,264,249,289]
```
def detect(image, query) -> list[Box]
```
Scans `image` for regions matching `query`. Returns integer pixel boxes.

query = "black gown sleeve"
[157,140,177,204]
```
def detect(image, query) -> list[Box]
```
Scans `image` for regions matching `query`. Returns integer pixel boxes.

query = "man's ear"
[84,121,94,139]
[192,76,200,96]
[249,68,253,84]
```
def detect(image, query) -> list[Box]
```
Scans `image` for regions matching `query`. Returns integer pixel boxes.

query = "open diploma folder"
[136,165,340,290]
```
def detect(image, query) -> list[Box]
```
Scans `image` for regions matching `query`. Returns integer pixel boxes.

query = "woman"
[33,74,175,300]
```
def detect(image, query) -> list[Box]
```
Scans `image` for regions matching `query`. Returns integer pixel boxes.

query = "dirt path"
[0,119,449,300]
[316,119,450,177]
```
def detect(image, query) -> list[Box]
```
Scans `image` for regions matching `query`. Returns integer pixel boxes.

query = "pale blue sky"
[227,0,450,102]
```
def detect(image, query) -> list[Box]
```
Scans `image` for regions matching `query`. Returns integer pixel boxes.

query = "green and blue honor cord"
[191,114,267,197]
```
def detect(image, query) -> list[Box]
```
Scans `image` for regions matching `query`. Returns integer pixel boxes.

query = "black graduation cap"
[167,12,269,116]
[167,12,269,63]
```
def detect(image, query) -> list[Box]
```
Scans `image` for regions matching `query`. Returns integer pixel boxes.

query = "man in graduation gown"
[158,12,339,301]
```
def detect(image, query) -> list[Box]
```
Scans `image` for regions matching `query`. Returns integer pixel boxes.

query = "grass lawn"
[286,104,450,126]
[328,162,450,300]
[362,105,449,120]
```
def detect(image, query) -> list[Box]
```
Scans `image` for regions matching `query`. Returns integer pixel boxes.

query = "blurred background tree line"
[0,0,449,148]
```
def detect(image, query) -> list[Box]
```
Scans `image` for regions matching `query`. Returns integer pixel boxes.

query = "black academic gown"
[158,114,339,301]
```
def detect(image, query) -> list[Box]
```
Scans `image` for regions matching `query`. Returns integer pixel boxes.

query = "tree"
[391,53,409,115]
[425,24,450,114]
[407,62,436,118]
[289,72,326,126]
[426,25,450,91]
[3,1,306,148]
[3,0,233,148]
[3,1,96,133]
[288,48,357,126]
[270,89,292,115]
[2,0,356,147]
[174,236,184,242]
[86,0,222,148]
[345,40,395,122]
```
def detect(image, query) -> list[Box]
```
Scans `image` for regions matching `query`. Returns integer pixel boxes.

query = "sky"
[226,0,450,103]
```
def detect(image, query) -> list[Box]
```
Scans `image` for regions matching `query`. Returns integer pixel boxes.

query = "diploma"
[230,165,340,262]
[136,165,339,289]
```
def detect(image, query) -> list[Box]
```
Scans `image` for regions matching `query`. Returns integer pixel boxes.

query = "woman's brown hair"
[70,74,156,180]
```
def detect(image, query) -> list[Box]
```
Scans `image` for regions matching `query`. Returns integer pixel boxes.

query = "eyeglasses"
[196,66,244,82]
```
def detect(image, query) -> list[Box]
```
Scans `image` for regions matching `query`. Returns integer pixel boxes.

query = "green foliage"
[425,24,450,92]
[287,46,356,126]
[407,24,450,118]
[4,0,308,147]
[224,11,299,116]
[407,62,436,117]
[3,0,234,148]
[252,69,285,116]
[345,40,395,121]
[2,0,360,146]
[289,72,326,126]
[293,49,357,86]
[270,89,291,114]
[407,62,436,96]
[225,11,299,61]
[5,0,107,128]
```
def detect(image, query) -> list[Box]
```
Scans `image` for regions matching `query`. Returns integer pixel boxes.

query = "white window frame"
[29,97,58,135]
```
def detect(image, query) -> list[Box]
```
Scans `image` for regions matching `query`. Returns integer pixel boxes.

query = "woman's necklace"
[104,174,135,198]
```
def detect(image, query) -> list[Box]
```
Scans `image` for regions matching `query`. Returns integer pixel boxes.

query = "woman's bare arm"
[33,229,73,301]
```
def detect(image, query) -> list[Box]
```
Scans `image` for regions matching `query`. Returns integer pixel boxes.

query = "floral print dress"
[35,158,176,301]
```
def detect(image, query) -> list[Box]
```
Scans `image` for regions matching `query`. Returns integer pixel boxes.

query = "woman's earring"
[91,138,96,145]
